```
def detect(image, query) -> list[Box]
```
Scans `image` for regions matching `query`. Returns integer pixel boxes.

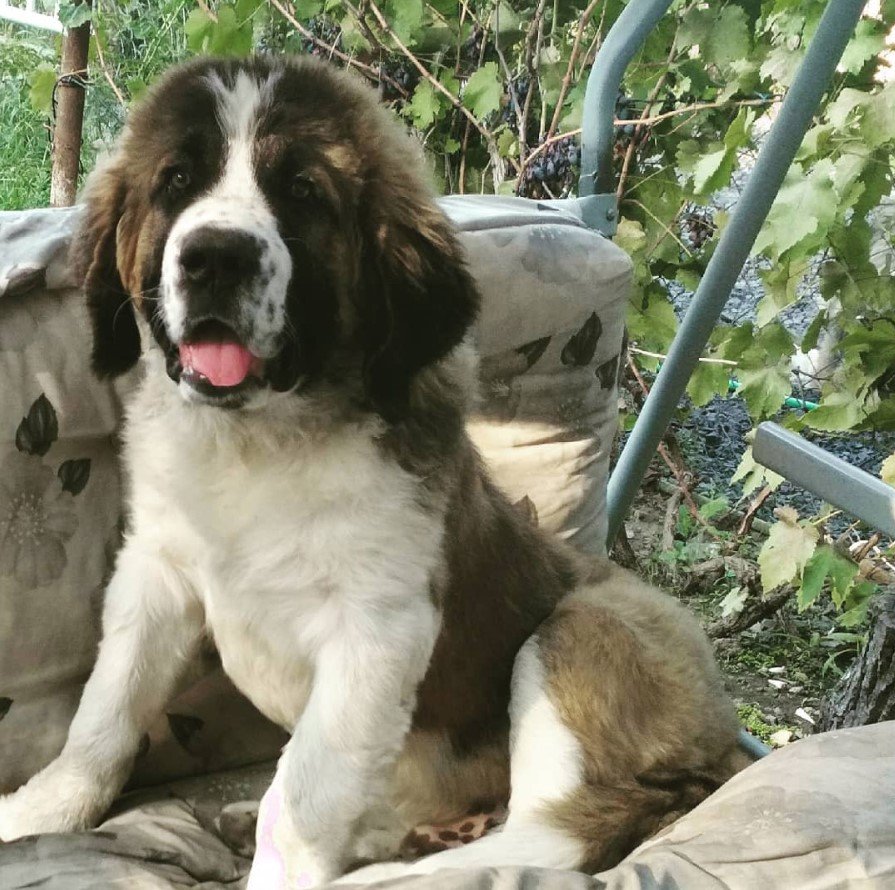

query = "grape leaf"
[28,64,56,115]
[798,545,837,610]
[882,452,895,487]
[753,159,838,258]
[627,289,678,353]
[185,8,215,52]
[405,81,440,128]
[730,446,784,496]
[687,361,730,407]
[859,84,895,149]
[706,5,750,69]
[691,147,735,197]
[828,553,859,609]
[614,218,647,257]
[294,0,324,16]
[839,18,886,76]
[58,1,92,28]
[463,62,502,119]
[799,309,826,354]
[805,392,865,432]
[757,257,808,326]
[758,507,819,592]
[387,0,424,44]
[737,359,791,419]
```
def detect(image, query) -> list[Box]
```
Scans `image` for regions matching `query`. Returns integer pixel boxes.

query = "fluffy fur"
[0,55,748,883]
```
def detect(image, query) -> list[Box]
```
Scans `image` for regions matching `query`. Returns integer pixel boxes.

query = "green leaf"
[859,84,895,149]
[731,446,785,496]
[405,80,440,128]
[627,288,678,353]
[28,64,56,115]
[737,359,791,419]
[758,506,819,592]
[462,62,502,119]
[558,80,587,130]
[614,218,647,257]
[235,0,264,20]
[699,497,729,520]
[387,0,424,44]
[829,554,859,609]
[839,18,887,76]
[757,257,809,326]
[800,309,826,354]
[798,545,835,610]
[294,0,324,16]
[805,391,865,432]
[753,159,838,258]
[882,452,895,487]
[185,7,215,52]
[692,147,735,197]
[705,5,750,69]
[687,361,730,407]
[57,1,92,28]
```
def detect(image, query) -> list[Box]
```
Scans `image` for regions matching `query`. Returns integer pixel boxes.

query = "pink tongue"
[180,341,255,387]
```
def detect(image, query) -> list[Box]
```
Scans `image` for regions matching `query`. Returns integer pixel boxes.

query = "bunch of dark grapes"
[680,205,716,250]
[613,90,642,158]
[299,17,343,56]
[517,135,580,200]
[379,59,421,102]
[500,75,531,128]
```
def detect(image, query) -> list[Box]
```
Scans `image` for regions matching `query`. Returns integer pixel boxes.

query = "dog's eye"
[168,168,191,192]
[291,173,315,200]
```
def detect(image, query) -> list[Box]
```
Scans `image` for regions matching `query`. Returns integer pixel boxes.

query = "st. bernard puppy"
[0,55,748,884]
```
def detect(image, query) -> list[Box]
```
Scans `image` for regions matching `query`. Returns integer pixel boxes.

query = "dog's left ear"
[72,157,142,378]
[361,201,480,420]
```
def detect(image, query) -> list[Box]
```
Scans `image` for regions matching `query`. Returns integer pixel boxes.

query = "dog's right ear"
[73,159,142,378]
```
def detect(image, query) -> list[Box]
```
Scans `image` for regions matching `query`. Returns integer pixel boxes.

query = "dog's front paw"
[0,762,110,841]
[247,768,337,890]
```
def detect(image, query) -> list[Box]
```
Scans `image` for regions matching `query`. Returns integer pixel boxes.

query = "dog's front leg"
[0,543,203,840]
[248,595,439,888]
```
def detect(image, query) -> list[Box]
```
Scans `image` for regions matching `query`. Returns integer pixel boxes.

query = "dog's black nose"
[180,228,262,292]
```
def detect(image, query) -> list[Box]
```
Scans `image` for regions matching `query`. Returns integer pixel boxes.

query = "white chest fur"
[121,375,445,730]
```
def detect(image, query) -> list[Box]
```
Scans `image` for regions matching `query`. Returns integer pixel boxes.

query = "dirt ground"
[620,480,846,748]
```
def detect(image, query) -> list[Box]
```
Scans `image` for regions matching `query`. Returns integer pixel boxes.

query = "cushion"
[1,723,891,889]
[0,199,630,793]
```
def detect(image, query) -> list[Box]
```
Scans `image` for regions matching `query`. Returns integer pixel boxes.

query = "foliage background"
[2,0,895,631]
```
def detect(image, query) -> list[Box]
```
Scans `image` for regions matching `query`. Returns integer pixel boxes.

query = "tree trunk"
[819,591,895,731]
[51,2,92,207]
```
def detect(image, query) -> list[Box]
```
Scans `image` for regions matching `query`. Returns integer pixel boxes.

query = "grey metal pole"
[605,0,867,545]
[578,0,674,198]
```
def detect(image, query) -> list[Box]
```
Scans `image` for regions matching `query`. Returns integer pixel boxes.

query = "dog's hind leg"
[0,543,204,840]
[339,577,746,884]
[336,636,588,884]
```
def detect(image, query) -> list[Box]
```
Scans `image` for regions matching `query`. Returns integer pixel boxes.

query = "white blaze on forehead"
[160,67,292,358]
[206,68,279,200]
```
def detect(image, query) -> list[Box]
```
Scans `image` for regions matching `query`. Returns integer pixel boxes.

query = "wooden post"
[50,1,92,207]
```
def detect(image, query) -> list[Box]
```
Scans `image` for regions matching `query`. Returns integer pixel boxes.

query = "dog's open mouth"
[178,320,266,399]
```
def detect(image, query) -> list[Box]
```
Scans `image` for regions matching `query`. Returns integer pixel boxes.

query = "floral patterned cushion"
[1,722,892,889]
[0,200,630,793]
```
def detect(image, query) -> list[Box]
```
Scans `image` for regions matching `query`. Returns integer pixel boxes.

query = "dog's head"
[76,55,479,416]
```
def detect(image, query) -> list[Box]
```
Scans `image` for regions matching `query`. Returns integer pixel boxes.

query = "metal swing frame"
[565,0,877,760]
